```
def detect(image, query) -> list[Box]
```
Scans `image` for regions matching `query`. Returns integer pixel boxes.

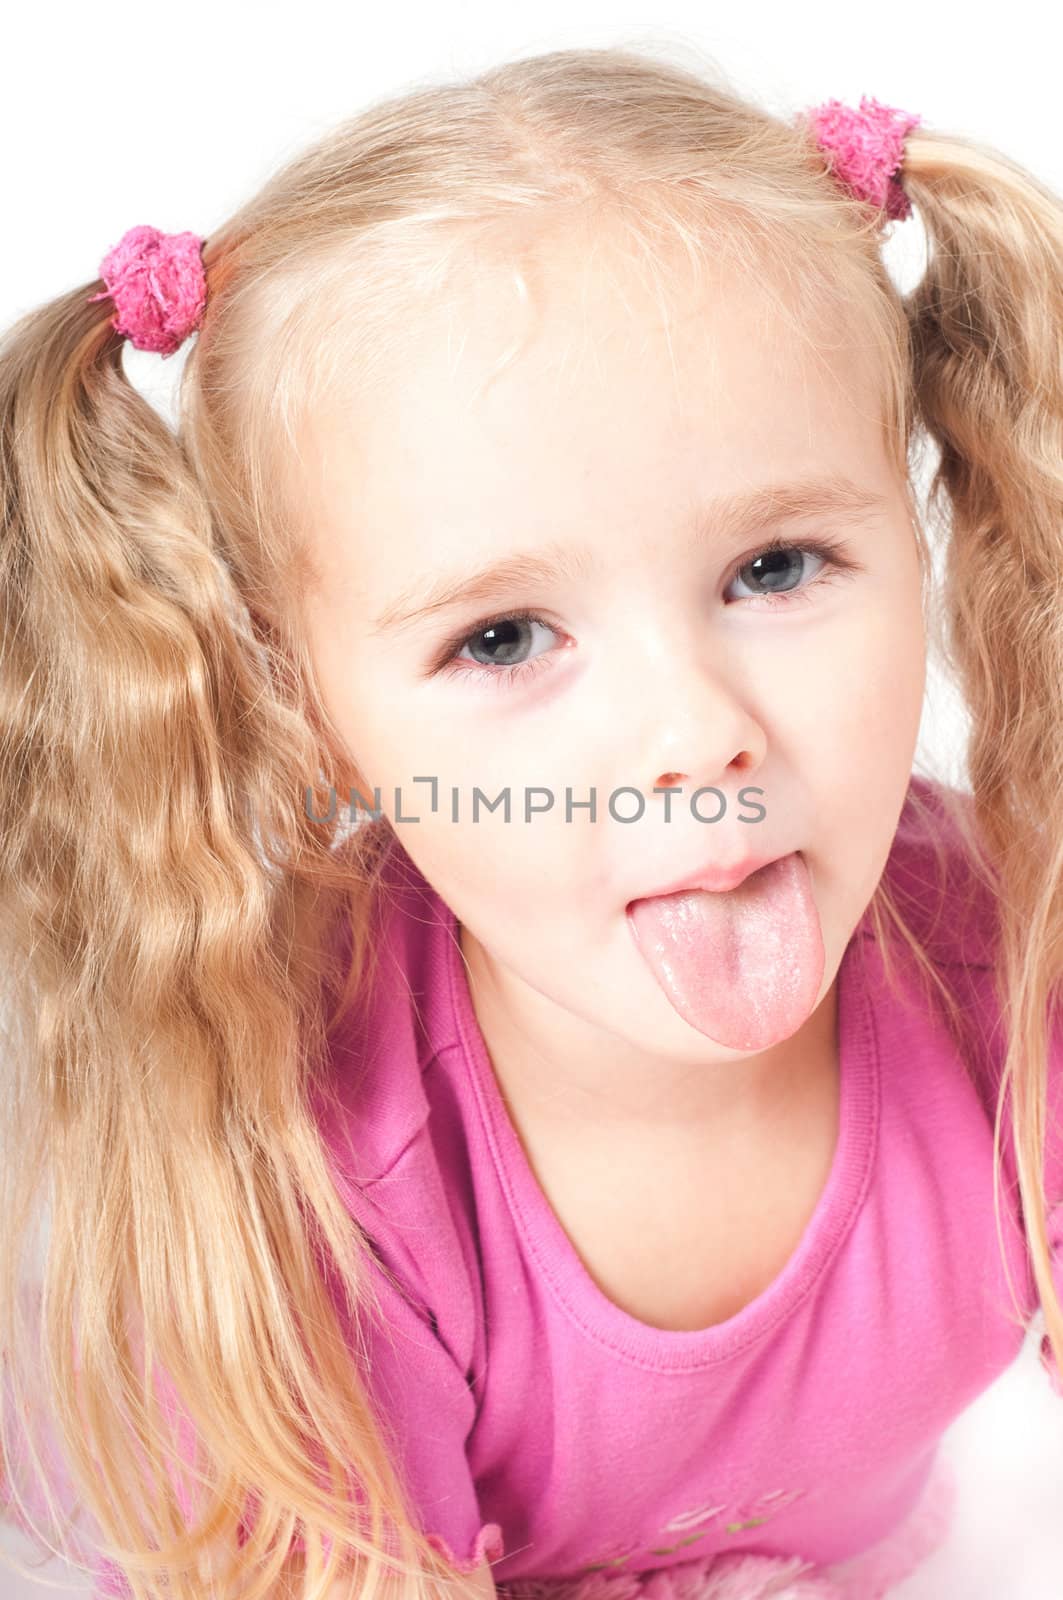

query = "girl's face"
[299,229,926,1099]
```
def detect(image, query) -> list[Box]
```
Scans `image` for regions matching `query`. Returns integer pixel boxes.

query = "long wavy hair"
[2,40,1061,1600]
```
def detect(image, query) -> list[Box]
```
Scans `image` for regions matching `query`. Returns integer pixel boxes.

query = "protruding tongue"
[626,852,823,1050]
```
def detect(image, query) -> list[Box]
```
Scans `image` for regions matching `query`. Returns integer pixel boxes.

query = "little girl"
[1,42,1061,1600]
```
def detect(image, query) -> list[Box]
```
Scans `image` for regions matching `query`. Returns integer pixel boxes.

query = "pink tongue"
[627,853,824,1050]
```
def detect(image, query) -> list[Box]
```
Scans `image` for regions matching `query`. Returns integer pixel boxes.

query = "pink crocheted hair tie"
[799,95,922,221]
[87,224,207,357]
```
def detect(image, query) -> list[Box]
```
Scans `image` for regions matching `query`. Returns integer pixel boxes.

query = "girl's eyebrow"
[369,472,888,637]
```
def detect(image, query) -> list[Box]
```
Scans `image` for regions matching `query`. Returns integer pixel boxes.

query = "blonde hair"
[1,40,1061,1600]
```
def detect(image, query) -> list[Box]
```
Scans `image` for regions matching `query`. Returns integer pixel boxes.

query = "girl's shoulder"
[313,831,451,1193]
[877,771,1002,972]
[881,775,1062,1150]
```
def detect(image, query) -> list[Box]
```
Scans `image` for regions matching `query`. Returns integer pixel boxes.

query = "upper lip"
[627,849,794,903]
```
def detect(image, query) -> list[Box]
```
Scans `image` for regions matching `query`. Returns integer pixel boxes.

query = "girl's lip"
[627,849,795,904]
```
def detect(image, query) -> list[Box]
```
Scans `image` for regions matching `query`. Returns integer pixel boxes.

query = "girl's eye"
[727,539,847,604]
[435,611,559,691]
[431,536,861,689]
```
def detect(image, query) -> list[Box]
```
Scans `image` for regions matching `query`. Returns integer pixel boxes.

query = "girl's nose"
[615,629,768,800]
[652,745,759,795]
[644,676,766,796]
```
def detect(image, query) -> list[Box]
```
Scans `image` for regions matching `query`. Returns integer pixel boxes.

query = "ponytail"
[0,272,452,1600]
[901,128,1063,1379]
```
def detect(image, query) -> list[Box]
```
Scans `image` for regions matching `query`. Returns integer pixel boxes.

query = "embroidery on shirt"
[722,1487,807,1535]
[580,1485,808,1569]
[581,1542,642,1572]
[660,1500,730,1532]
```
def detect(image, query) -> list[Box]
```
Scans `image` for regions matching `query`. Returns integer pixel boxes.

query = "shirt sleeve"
[917,830,1063,1404]
[293,1132,505,1576]
[136,1168,503,1595]
[922,805,1063,1401]
[6,1147,503,1597]
[966,961,1063,1400]
[1036,998,1063,1396]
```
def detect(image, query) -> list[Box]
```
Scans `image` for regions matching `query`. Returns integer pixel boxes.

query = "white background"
[2,1,1062,1595]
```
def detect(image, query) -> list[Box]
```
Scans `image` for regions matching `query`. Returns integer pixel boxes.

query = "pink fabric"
[1040,1192,1063,1395]
[8,775,1061,1599]
[293,772,1062,1597]
[87,224,206,356]
[800,97,922,221]
[495,1447,956,1599]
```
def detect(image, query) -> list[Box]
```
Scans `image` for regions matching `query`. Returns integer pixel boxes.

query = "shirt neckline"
[444,904,880,1372]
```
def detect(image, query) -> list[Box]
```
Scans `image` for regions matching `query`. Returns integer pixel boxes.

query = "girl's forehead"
[291,235,886,606]
[312,240,872,460]
[296,315,886,630]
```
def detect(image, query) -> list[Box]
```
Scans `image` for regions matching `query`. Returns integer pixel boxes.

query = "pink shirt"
[7,777,1061,1598]
[297,774,1063,1595]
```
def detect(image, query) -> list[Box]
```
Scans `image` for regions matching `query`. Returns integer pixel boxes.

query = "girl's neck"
[456,917,841,1147]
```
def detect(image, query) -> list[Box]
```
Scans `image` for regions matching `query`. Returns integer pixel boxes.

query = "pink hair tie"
[799,95,922,221]
[87,224,207,357]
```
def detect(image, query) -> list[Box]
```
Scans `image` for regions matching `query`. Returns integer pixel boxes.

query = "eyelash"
[431,535,862,690]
